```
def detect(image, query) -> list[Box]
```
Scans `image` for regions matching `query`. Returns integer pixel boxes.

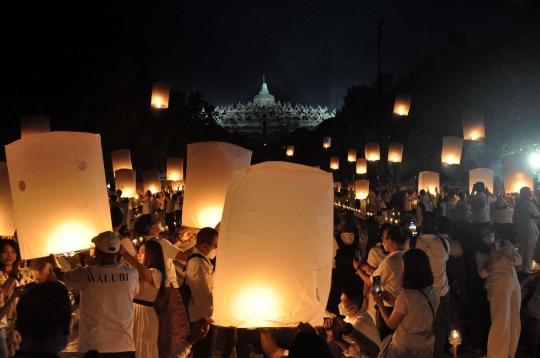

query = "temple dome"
[253,76,275,107]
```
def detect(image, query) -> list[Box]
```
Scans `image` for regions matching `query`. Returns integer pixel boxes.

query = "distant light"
[531,153,540,168]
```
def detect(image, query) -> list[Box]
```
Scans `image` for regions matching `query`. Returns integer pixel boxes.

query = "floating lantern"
[348,149,357,162]
[356,158,367,174]
[365,143,380,161]
[286,145,294,156]
[462,109,485,140]
[393,92,412,116]
[355,180,369,200]
[111,149,132,177]
[136,182,144,195]
[388,143,403,163]
[418,171,440,194]
[5,132,112,259]
[167,157,184,181]
[0,162,16,236]
[469,168,494,195]
[182,142,252,229]
[150,81,171,109]
[213,162,333,328]
[330,156,339,170]
[142,170,161,194]
[441,137,464,165]
[21,115,50,138]
[334,182,342,191]
[115,169,136,198]
[323,137,331,149]
[502,153,533,194]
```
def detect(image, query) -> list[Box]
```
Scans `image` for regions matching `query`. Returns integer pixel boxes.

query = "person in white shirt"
[514,187,540,274]
[469,182,497,225]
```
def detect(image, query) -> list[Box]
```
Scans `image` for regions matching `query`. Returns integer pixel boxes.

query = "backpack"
[333,232,360,284]
[179,253,209,315]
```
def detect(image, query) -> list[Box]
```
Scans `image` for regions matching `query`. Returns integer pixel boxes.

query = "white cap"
[91,231,120,254]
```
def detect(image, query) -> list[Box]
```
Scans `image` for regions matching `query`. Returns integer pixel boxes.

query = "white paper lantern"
[462,109,485,140]
[388,143,403,163]
[167,157,184,181]
[115,169,136,198]
[323,137,331,149]
[441,137,464,165]
[330,156,339,170]
[21,115,50,138]
[347,149,357,162]
[142,170,161,194]
[0,162,16,236]
[469,168,494,195]
[502,153,534,194]
[393,92,412,116]
[111,149,132,177]
[5,132,112,259]
[213,162,333,328]
[286,145,294,156]
[356,158,367,174]
[365,143,380,161]
[182,142,252,229]
[151,81,171,109]
[418,171,440,194]
[355,180,369,200]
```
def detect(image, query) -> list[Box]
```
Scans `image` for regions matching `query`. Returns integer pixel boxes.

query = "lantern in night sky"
[323,137,331,149]
[356,158,367,174]
[115,169,136,198]
[167,157,184,181]
[355,180,369,200]
[286,146,294,156]
[142,170,160,194]
[502,153,533,194]
[365,143,380,161]
[111,149,132,177]
[441,137,463,165]
[393,92,412,116]
[151,81,171,109]
[418,171,439,194]
[388,143,403,163]
[348,149,357,162]
[469,168,493,195]
[330,156,339,170]
[462,109,485,140]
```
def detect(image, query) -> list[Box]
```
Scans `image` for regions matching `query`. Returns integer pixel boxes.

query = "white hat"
[91,231,121,254]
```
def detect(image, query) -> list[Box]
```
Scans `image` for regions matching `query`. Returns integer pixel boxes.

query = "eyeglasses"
[208,243,218,249]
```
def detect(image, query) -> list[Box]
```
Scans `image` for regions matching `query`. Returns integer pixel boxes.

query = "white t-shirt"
[371,250,405,306]
[63,264,139,353]
[366,244,386,271]
[186,247,214,322]
[344,309,381,357]
[469,192,497,223]
[514,200,540,237]
[406,234,449,296]
[152,237,181,288]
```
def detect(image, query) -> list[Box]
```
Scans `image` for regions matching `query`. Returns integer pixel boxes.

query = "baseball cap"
[91,231,121,254]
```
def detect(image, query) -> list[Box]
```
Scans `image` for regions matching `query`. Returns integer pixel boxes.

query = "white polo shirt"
[371,250,405,307]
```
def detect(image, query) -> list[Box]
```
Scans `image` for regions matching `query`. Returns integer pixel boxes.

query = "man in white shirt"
[469,182,497,225]
[514,187,540,274]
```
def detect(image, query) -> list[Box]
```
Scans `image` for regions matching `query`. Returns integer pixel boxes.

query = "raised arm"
[120,246,156,286]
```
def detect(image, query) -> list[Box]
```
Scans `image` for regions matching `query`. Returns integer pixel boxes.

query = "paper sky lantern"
[136,182,144,195]
[355,180,369,200]
[182,142,252,229]
[356,158,367,174]
[5,132,112,259]
[286,145,294,156]
[213,162,333,328]
[21,115,50,138]
[330,156,339,170]
[365,143,380,161]
[111,149,132,177]
[502,153,534,194]
[143,170,161,194]
[172,180,184,192]
[469,168,494,195]
[0,162,16,236]
[348,149,357,162]
[441,136,464,165]
[418,171,440,194]
[115,169,136,198]
[388,143,403,163]
[462,109,485,140]
[167,157,184,181]
[323,137,331,148]
[393,92,412,116]
[151,81,171,109]
[334,182,342,191]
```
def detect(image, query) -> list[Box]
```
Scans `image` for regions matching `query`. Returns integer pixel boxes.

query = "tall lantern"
[21,115,50,138]
[0,162,16,236]
[356,158,367,174]
[323,137,331,149]
[462,109,485,141]
[5,132,112,259]
[418,171,440,194]
[441,137,464,165]
[167,157,184,181]
[151,81,171,109]
[502,153,534,194]
[469,168,494,195]
[388,143,403,163]
[348,149,357,162]
[142,170,161,194]
[286,146,294,156]
[111,149,132,177]
[330,156,339,170]
[355,180,369,200]
[365,143,380,161]
[115,169,136,198]
[182,142,252,229]
[393,92,412,116]
[213,162,333,328]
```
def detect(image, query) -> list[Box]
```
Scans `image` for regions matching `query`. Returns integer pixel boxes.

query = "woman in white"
[372,248,439,358]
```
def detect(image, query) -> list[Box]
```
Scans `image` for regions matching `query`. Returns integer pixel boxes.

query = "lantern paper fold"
[151,81,171,109]
[167,157,184,181]
[393,93,412,116]
[441,137,464,165]
[143,170,161,194]
[388,143,403,163]
[213,161,333,328]
[0,162,16,236]
[462,110,485,140]
[111,149,132,176]
[502,154,533,194]
[115,169,136,198]
[5,132,112,259]
[469,168,493,195]
[356,158,367,174]
[355,180,369,200]
[21,115,50,138]
[418,171,439,194]
[347,149,357,162]
[182,142,252,229]
[365,143,380,161]
[323,137,331,149]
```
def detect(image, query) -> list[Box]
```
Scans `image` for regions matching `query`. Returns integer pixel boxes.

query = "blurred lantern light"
[388,142,403,163]
[441,136,464,165]
[115,169,136,198]
[213,162,333,328]
[136,182,144,195]
[161,180,172,190]
[172,180,184,193]
[365,143,380,161]
[5,132,112,260]
[323,137,331,149]
[393,92,412,116]
[334,182,342,191]
[21,115,50,138]
[469,168,494,195]
[142,170,160,194]
[356,158,367,174]
[182,142,252,229]
[355,180,369,200]
[418,171,440,194]
[462,109,485,140]
[286,145,294,156]
[330,156,339,170]
[348,149,357,162]
[151,81,171,109]
[0,162,16,236]
[167,157,184,181]
[502,153,534,194]
[530,153,540,168]
[111,149,132,177]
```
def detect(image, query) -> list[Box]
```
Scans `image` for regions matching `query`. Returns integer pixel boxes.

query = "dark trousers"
[433,293,451,357]
[191,322,216,358]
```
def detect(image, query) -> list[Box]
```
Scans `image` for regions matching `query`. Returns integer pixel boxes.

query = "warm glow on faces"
[138,244,146,265]
[0,245,17,266]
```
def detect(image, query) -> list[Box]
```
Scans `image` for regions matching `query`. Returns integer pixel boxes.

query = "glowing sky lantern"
[323,137,331,148]
[441,136,464,165]
[365,143,380,161]
[286,145,294,156]
[142,170,161,194]
[5,132,111,259]
[355,180,369,200]
[330,156,339,170]
[115,169,136,198]
[167,157,184,181]
[469,168,494,195]
[334,182,342,191]
[348,149,357,162]
[151,81,171,109]
[213,162,333,328]
[0,162,16,237]
[462,109,485,141]
[182,142,252,229]
[21,115,50,138]
[393,92,412,116]
[388,142,403,163]
[502,153,534,194]
[356,158,367,174]
[418,171,440,194]
[111,149,132,177]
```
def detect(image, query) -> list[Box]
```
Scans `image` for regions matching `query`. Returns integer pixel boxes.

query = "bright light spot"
[198,206,223,228]
[530,153,540,168]
[471,136,477,141]
[156,103,162,108]
[232,285,283,327]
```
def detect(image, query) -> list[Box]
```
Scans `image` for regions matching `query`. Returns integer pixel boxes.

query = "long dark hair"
[0,239,20,272]
[140,240,166,294]
[402,249,434,289]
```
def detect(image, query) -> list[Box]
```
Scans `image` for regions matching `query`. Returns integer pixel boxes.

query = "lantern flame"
[231,285,284,327]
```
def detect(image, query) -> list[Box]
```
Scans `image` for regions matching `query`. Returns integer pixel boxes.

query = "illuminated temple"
[214,77,336,139]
